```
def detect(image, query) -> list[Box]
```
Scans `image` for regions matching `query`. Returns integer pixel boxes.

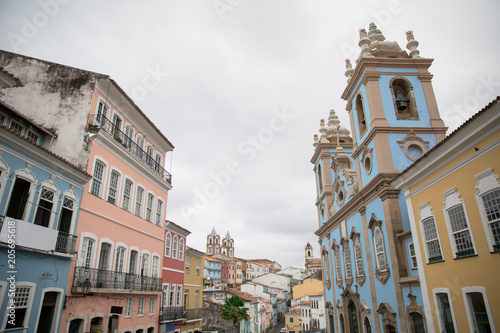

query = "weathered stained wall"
[0,50,108,170]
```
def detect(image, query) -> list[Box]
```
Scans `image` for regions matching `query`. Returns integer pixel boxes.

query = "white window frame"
[408,242,417,269]
[443,188,477,258]
[125,296,133,318]
[6,166,37,221]
[342,239,352,279]
[373,226,388,271]
[141,251,151,276]
[1,282,35,331]
[165,232,172,258]
[121,177,134,211]
[79,233,98,268]
[128,247,140,274]
[135,185,145,217]
[149,296,156,315]
[135,134,144,160]
[9,119,24,135]
[152,255,160,277]
[90,158,108,198]
[186,255,191,274]
[114,244,128,273]
[145,192,155,222]
[156,198,164,226]
[433,288,458,333]
[107,168,121,205]
[172,235,178,259]
[176,285,182,307]
[162,284,169,307]
[33,288,64,333]
[124,124,134,152]
[34,178,59,228]
[26,129,40,144]
[138,296,145,316]
[475,168,500,252]
[418,202,444,263]
[462,287,495,333]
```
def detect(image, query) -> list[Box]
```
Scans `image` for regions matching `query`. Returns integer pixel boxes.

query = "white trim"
[36,177,60,229]
[0,151,10,206]
[145,190,156,223]
[442,188,477,258]
[475,168,500,252]
[78,232,98,268]
[396,137,500,198]
[404,190,435,331]
[121,176,135,212]
[89,156,109,199]
[97,238,115,271]
[462,286,496,333]
[134,184,145,218]
[162,267,185,274]
[165,231,172,258]
[33,287,64,333]
[432,288,458,333]
[125,296,133,318]
[418,202,444,263]
[1,281,36,332]
[106,167,122,206]
[65,314,87,333]
[60,187,79,235]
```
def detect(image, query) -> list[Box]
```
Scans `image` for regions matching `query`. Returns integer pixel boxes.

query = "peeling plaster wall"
[0,51,108,169]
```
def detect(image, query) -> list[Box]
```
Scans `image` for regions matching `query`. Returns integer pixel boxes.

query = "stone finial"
[358,29,372,59]
[319,119,328,142]
[344,59,354,82]
[368,22,385,42]
[313,134,319,147]
[406,30,421,58]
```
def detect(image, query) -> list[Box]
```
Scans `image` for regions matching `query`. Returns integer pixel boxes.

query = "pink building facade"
[160,221,190,333]
[61,81,174,333]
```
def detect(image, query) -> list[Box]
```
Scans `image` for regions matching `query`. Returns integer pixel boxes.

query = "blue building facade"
[204,256,222,287]
[312,24,447,333]
[0,98,89,332]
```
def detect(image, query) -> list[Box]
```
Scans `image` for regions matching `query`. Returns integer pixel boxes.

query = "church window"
[368,214,390,283]
[332,240,343,287]
[322,246,331,289]
[355,93,367,135]
[317,164,323,192]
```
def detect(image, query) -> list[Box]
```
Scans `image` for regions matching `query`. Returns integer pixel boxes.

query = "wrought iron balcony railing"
[185,308,203,320]
[160,306,185,322]
[55,231,78,254]
[87,114,172,184]
[73,266,162,292]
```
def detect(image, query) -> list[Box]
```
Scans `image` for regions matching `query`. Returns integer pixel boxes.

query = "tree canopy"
[220,295,250,326]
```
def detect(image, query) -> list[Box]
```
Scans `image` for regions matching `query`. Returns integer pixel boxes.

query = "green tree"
[220,295,250,330]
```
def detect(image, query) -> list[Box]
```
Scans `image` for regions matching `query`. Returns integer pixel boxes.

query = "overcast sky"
[1,0,499,269]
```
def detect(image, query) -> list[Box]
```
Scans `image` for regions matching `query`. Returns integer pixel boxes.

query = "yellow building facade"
[393,97,500,332]
[182,247,205,333]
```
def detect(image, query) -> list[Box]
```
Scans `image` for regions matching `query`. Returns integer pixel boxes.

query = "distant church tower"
[221,231,235,257]
[206,227,220,255]
[305,242,313,261]
[207,228,234,257]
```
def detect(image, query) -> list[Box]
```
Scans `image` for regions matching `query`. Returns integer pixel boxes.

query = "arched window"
[390,77,418,120]
[135,186,144,217]
[343,240,353,280]
[34,179,58,227]
[317,164,323,192]
[332,240,343,288]
[122,178,133,211]
[374,227,387,271]
[107,170,120,205]
[355,93,367,134]
[165,232,171,257]
[145,193,155,222]
[90,160,106,197]
[348,301,359,333]
[368,214,390,284]
[172,235,178,259]
[322,246,331,289]
[364,317,372,333]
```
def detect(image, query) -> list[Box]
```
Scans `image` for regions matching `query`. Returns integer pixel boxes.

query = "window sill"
[454,253,477,260]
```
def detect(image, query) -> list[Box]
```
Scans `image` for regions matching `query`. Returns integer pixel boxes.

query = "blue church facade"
[312,24,447,333]
[0,98,89,332]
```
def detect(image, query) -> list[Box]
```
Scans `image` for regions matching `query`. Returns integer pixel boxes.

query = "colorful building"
[161,221,190,333]
[312,24,447,332]
[0,94,89,332]
[392,97,500,332]
[182,247,204,333]
[204,256,222,287]
[0,50,174,333]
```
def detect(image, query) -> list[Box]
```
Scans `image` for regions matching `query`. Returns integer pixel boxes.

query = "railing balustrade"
[55,231,78,254]
[73,266,162,292]
[160,306,185,321]
[87,114,172,184]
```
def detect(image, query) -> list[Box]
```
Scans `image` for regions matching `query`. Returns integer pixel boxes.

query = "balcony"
[55,231,78,254]
[160,306,184,322]
[87,114,172,184]
[185,308,203,321]
[73,266,162,292]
